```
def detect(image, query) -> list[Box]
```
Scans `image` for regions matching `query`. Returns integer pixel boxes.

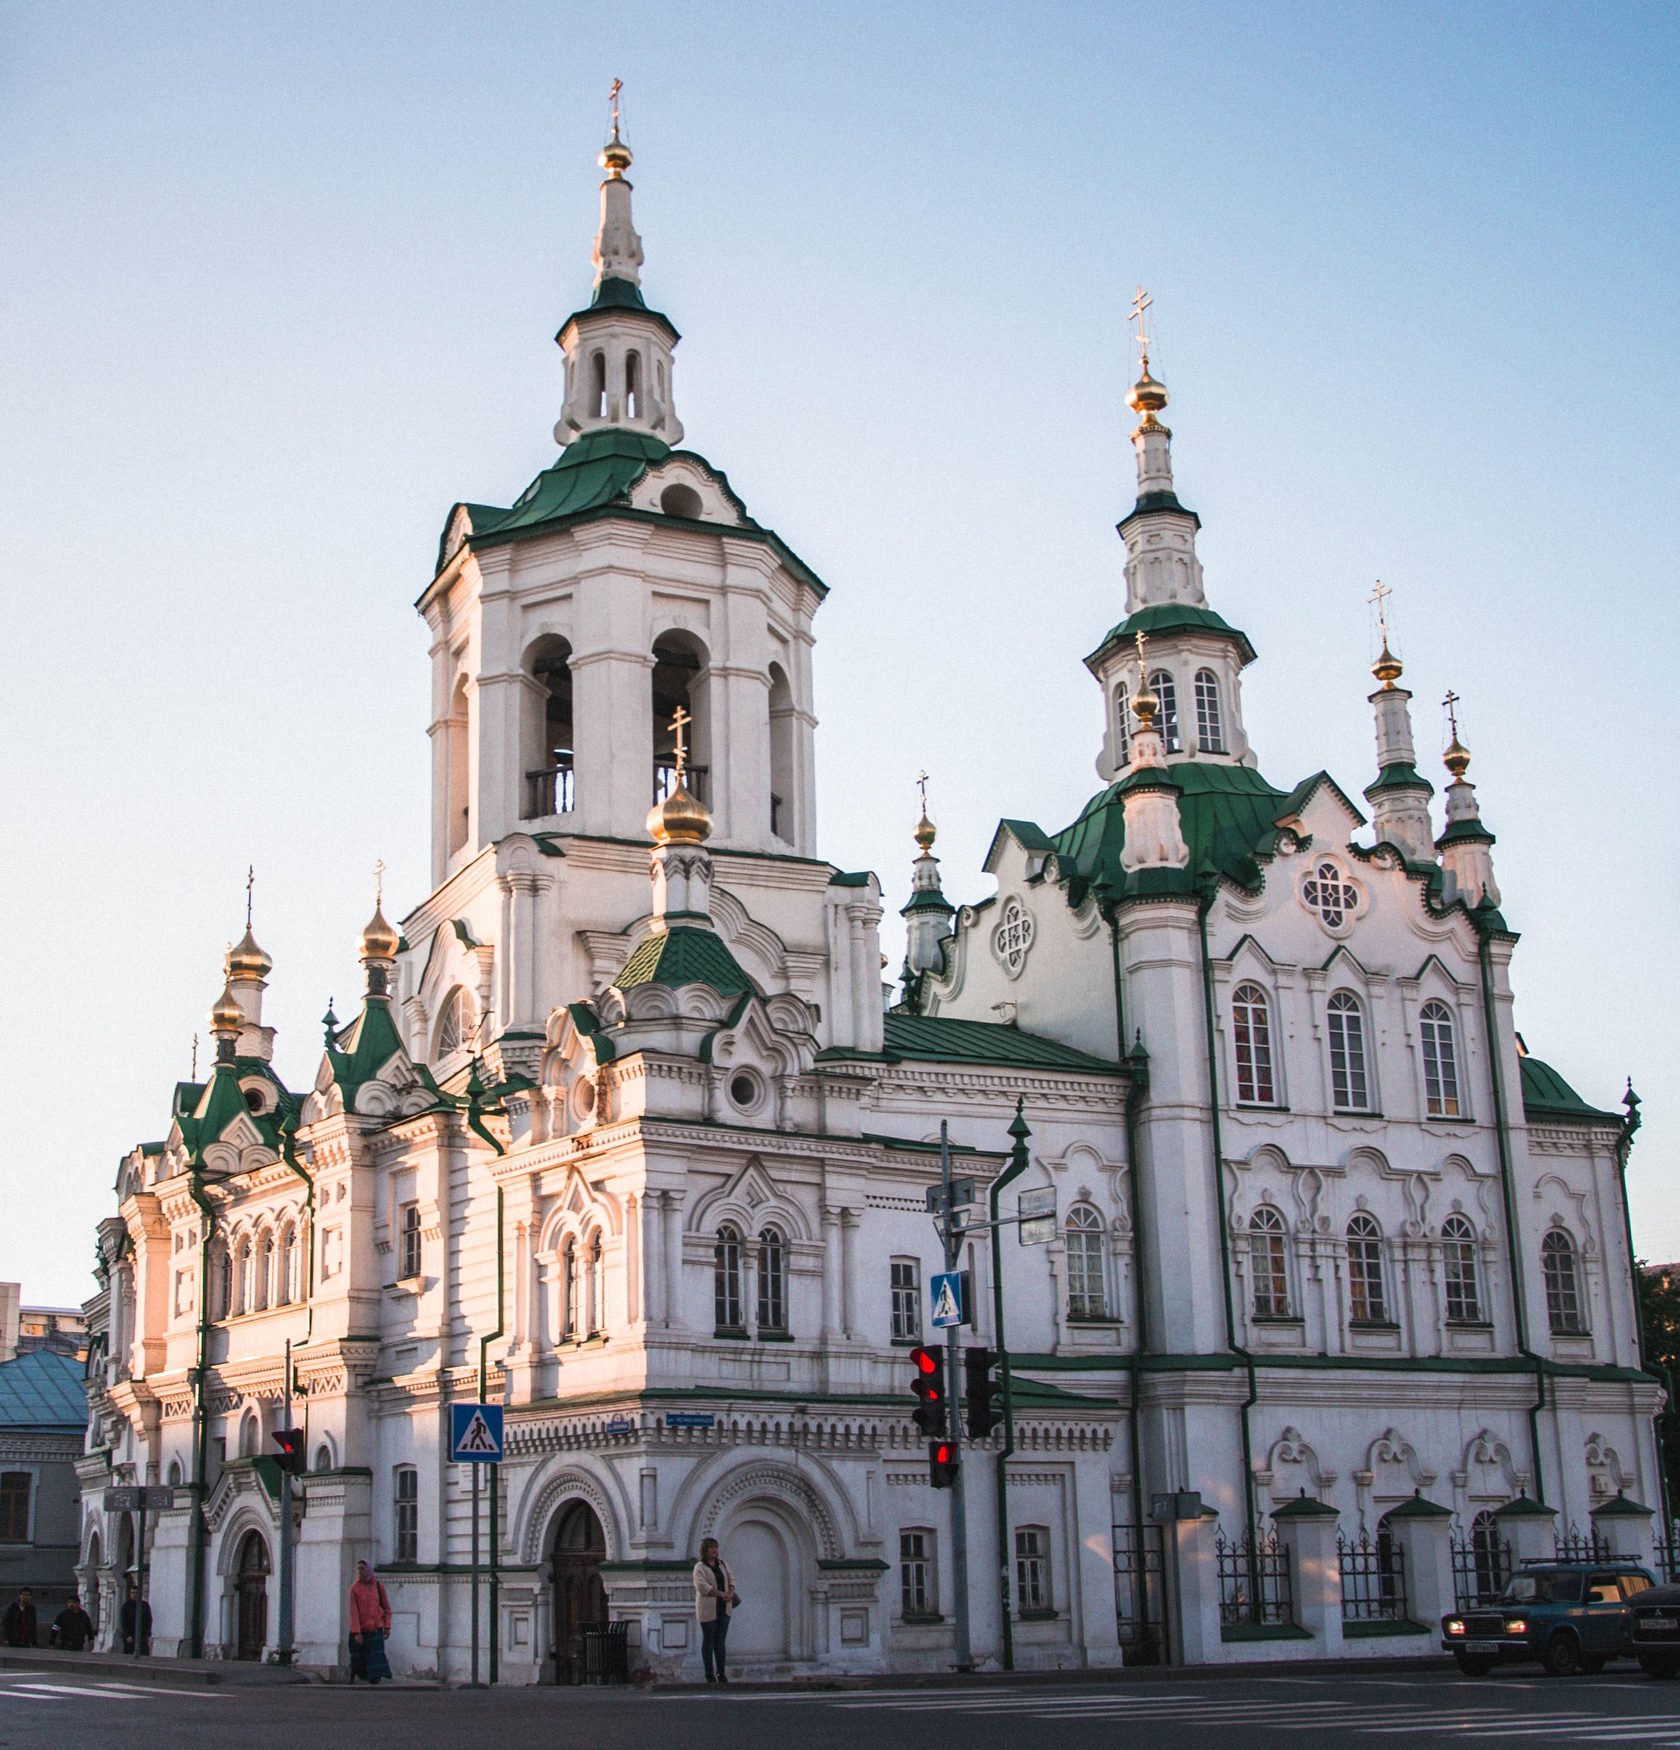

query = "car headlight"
[1505,1619,1527,1635]
[1446,1620,1466,1636]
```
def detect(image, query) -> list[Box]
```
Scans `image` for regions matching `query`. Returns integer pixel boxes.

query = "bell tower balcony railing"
[523,759,576,820]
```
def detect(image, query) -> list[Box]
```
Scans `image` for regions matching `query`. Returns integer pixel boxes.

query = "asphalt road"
[6,1666,1680,1750]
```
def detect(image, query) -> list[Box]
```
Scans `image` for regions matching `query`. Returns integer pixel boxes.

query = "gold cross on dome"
[1129,286,1154,367]
[669,705,692,776]
[1369,579,1393,647]
[1443,688,1461,739]
[245,863,255,929]
[374,857,386,906]
[917,769,929,811]
[610,78,623,138]
[1133,626,1150,685]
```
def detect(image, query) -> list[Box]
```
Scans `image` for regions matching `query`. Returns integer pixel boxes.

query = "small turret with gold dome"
[359,861,401,997]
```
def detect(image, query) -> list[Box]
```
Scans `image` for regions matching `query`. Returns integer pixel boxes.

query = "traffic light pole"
[938,1122,972,1671]
[277,1338,295,1664]
[989,1099,1033,1673]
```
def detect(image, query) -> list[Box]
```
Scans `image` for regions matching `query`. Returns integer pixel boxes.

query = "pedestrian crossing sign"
[930,1270,968,1329]
[450,1401,504,1463]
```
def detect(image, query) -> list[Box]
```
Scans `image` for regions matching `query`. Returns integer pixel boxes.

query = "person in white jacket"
[693,1537,741,1683]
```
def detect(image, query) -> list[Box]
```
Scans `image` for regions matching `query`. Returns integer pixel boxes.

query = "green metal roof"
[0,1350,85,1431]
[558,274,680,342]
[327,995,410,1104]
[1086,602,1258,671]
[859,1013,1122,1074]
[468,427,672,542]
[1519,1054,1619,1124]
[615,926,757,998]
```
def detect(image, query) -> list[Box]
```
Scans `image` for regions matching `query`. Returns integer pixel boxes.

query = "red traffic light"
[929,1440,958,1490]
[272,1427,307,1476]
[909,1345,939,1376]
[909,1347,946,1434]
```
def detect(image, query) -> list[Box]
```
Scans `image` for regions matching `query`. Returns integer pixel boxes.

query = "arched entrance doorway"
[550,1500,606,1684]
[234,1531,270,1661]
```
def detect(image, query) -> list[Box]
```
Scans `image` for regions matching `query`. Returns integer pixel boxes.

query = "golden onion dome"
[1443,735,1473,781]
[210,981,244,1036]
[225,926,272,981]
[1132,673,1161,730]
[646,779,712,846]
[599,132,633,179]
[1126,364,1169,419]
[914,811,937,853]
[359,903,401,962]
[1371,642,1404,687]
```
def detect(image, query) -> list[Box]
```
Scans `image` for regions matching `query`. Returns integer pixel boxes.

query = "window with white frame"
[1064,1206,1109,1320]
[1327,992,1371,1112]
[1114,682,1132,765]
[436,987,468,1059]
[560,1239,578,1340]
[1232,983,1277,1104]
[890,1258,922,1342]
[900,1528,936,1617]
[394,1465,418,1563]
[399,1202,422,1280]
[1442,1215,1482,1323]
[276,1226,295,1305]
[715,1225,745,1332]
[1149,670,1181,753]
[1249,1207,1291,1318]
[587,1231,606,1335]
[1303,860,1359,929]
[1194,668,1226,752]
[1542,1229,1585,1334]
[1346,1212,1389,1323]
[0,1472,30,1542]
[256,1233,274,1310]
[1420,1001,1462,1118]
[758,1227,788,1334]
[1015,1525,1051,1613]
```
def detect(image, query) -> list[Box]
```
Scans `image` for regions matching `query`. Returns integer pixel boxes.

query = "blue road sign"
[930,1271,968,1329]
[450,1402,504,1463]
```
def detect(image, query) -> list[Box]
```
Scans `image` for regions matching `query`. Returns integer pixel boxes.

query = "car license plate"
[1645,1614,1678,1629]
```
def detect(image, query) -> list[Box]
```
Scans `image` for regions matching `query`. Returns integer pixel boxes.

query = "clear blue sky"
[2,2,1676,1302]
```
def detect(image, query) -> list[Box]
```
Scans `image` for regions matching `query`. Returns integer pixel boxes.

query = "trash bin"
[581,1621,630,1685]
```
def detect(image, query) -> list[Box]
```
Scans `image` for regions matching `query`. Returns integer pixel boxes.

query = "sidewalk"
[0,1647,313,1687]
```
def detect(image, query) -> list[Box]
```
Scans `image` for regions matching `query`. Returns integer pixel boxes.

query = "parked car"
[1629,1583,1680,1679]
[1441,1561,1657,1675]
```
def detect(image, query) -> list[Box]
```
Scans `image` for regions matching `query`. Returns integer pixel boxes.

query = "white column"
[839,1211,858,1340]
[664,1191,684,1329]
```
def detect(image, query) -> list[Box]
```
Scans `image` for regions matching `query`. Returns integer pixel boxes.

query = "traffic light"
[929,1439,959,1490]
[964,1345,1002,1438]
[908,1345,946,1436]
[272,1428,306,1476]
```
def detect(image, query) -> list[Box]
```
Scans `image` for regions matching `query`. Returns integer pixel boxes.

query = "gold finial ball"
[599,136,633,179]
[646,782,712,846]
[360,903,401,963]
[914,811,937,853]
[225,926,272,982]
[1126,365,1169,418]
[210,981,244,1037]
[1371,643,1404,687]
[1443,735,1472,781]
[1132,672,1161,728]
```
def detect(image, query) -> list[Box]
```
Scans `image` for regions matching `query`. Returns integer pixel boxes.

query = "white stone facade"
[77,136,1663,1681]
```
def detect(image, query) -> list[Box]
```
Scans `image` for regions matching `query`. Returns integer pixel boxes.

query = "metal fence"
[1112,1523,1168,1663]
[1339,1532,1408,1623]
[1555,1526,1621,1563]
[1215,1527,1294,1627]
[1657,1538,1680,1584]
[1451,1532,1512,1608]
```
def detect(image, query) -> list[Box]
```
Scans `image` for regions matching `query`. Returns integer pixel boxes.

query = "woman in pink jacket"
[348,1559,393,1683]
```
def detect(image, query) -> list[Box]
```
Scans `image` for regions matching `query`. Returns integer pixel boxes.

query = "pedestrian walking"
[347,1559,393,1684]
[119,1582,151,1654]
[50,1595,95,1651]
[2,1587,37,1648]
[692,1537,740,1685]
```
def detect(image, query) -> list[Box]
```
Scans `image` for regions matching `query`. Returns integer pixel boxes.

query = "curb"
[0,1648,313,1688]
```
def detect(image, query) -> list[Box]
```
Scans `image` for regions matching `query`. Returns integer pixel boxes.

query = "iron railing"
[1656,1538,1680,1584]
[1451,1532,1512,1608]
[653,761,708,805]
[524,761,575,818]
[1112,1523,1168,1663]
[1339,1532,1407,1623]
[1215,1527,1294,1627]
[1555,1525,1622,1563]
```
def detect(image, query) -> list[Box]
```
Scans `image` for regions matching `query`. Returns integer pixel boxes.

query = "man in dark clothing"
[119,1583,151,1655]
[51,1596,95,1651]
[2,1587,38,1647]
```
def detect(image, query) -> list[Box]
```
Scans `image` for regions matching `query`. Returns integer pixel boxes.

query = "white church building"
[76,117,1664,1679]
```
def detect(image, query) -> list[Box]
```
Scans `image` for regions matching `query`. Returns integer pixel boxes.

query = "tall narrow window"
[1327,992,1370,1112]
[1064,1207,1108,1320]
[1149,670,1180,753]
[523,637,576,819]
[900,1529,936,1617]
[1114,682,1132,765]
[393,1465,419,1564]
[587,1231,605,1335]
[214,1241,233,1321]
[233,1237,252,1316]
[714,1225,744,1332]
[436,989,467,1060]
[1232,983,1277,1104]
[890,1259,922,1342]
[1420,1001,1461,1118]
[0,1472,30,1542]
[1346,1213,1388,1323]
[256,1233,274,1311]
[1442,1215,1482,1323]
[1015,1526,1051,1613]
[625,350,641,419]
[591,350,607,418]
[757,1227,787,1334]
[560,1239,578,1341]
[768,663,796,842]
[1542,1229,1584,1334]
[399,1203,422,1280]
[1250,1208,1291,1318]
[1194,669,1225,752]
[276,1226,295,1307]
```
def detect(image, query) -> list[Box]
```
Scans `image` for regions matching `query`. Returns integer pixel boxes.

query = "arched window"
[767,663,795,842]
[714,1224,744,1332]
[1442,1215,1482,1323]
[1114,682,1132,765]
[1232,983,1277,1105]
[1541,1229,1585,1334]
[1249,1208,1291,1318]
[560,1239,578,1341]
[1469,1508,1506,1603]
[757,1227,788,1334]
[233,1236,252,1317]
[1194,669,1225,752]
[523,636,574,818]
[591,350,607,418]
[1149,669,1181,753]
[256,1233,275,1311]
[587,1231,606,1336]
[1327,992,1370,1112]
[239,1411,261,1458]
[652,631,708,805]
[1346,1213,1388,1324]
[436,989,468,1060]
[1420,1001,1461,1118]
[213,1239,233,1321]
[276,1226,294,1307]
[446,674,470,857]
[625,349,641,419]
[1065,1206,1108,1321]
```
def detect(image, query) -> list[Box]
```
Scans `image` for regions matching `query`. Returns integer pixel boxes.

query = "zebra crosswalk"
[672,1682,1680,1746]
[0,1673,225,1705]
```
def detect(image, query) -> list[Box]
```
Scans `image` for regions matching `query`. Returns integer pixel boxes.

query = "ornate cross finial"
[245,864,255,930]
[1369,579,1393,648]
[609,77,623,139]
[1443,688,1461,741]
[1129,286,1154,369]
[917,769,929,812]
[374,858,386,906]
[669,705,691,777]
[191,1033,199,1079]
[1133,626,1150,686]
